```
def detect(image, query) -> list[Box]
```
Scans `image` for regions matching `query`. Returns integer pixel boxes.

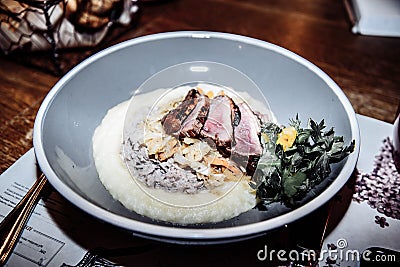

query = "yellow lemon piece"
[277,126,297,151]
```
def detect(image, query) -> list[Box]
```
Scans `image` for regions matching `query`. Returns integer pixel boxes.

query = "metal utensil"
[0,173,48,265]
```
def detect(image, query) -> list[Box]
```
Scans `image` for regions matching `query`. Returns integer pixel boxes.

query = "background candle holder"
[0,0,140,75]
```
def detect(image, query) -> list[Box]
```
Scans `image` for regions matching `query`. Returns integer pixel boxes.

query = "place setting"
[0,1,399,266]
[1,31,398,266]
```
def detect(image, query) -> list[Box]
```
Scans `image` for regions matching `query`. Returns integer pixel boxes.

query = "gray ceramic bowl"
[33,31,360,243]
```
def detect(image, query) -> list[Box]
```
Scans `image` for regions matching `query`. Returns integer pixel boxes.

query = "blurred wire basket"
[0,0,140,74]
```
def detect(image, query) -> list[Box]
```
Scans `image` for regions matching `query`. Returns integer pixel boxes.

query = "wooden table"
[1,0,399,174]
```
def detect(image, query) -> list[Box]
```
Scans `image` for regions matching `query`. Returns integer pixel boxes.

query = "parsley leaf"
[254,116,355,207]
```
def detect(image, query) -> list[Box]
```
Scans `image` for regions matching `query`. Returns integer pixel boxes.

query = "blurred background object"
[0,0,140,74]
[345,0,400,37]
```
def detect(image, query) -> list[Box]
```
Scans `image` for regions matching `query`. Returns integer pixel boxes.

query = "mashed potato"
[92,85,272,224]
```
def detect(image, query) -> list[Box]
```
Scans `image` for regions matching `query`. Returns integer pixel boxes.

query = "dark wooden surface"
[1,0,399,174]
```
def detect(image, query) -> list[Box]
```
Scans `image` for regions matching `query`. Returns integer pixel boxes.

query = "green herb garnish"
[252,115,355,207]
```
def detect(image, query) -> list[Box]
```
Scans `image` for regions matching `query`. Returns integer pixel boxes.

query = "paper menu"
[0,149,149,267]
[0,150,86,266]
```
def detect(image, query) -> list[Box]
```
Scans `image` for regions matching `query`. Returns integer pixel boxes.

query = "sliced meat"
[200,95,236,157]
[232,102,263,175]
[179,94,210,138]
[232,102,262,156]
[161,89,201,135]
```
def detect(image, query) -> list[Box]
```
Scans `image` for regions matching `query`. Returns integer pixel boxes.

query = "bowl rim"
[33,31,360,241]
